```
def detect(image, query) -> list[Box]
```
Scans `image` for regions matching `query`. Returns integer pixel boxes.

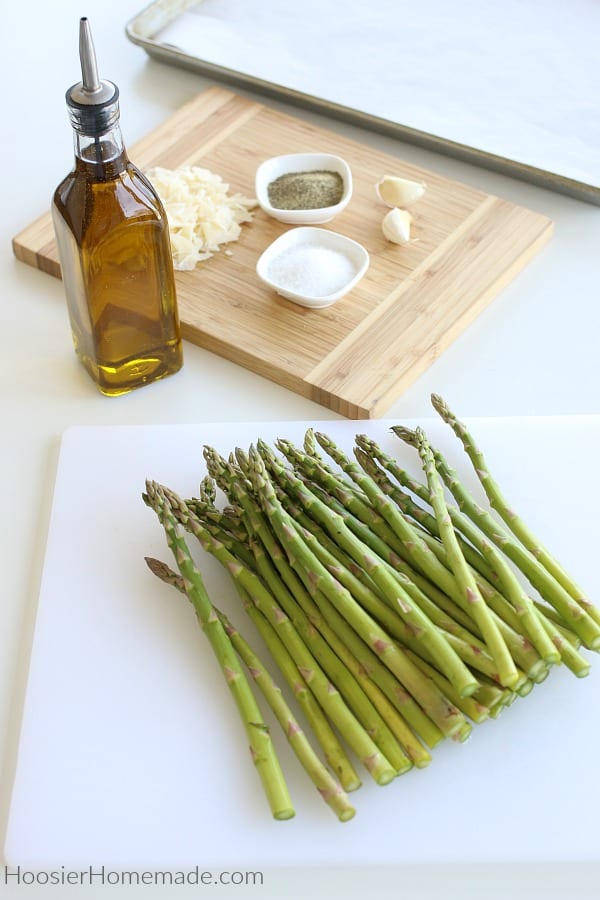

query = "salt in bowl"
[256,226,369,309]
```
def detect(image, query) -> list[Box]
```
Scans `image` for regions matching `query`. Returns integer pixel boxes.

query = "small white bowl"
[255,152,352,225]
[256,226,369,309]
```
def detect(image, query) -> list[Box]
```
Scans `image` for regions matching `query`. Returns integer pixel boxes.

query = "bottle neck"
[73,121,128,179]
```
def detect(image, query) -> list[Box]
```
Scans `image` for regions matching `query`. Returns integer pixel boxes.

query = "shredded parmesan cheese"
[145,165,257,270]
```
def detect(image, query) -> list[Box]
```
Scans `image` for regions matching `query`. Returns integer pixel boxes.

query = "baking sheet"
[5,416,600,869]
[126,0,600,205]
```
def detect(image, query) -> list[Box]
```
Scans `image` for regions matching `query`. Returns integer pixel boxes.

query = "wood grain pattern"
[12,86,553,418]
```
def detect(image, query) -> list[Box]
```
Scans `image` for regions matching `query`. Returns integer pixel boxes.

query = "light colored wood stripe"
[13,213,60,276]
[130,89,262,169]
[306,194,499,386]
[305,199,553,417]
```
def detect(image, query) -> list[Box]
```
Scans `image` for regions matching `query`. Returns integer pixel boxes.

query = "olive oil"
[52,18,183,396]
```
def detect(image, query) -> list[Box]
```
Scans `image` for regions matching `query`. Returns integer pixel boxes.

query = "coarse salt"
[266,244,356,298]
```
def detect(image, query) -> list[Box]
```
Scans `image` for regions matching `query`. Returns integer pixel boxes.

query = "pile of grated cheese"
[146,165,257,271]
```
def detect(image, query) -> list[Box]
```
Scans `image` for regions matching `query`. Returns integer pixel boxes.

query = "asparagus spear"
[419,441,594,672]
[276,436,404,559]
[142,410,596,824]
[161,484,398,786]
[365,435,559,667]
[431,394,600,627]
[394,420,600,651]
[306,592,437,766]
[405,650,490,726]
[216,610,357,821]
[145,557,356,822]
[412,428,520,688]
[283,437,507,666]
[188,474,430,774]
[260,440,481,698]
[276,439,545,685]
[287,436,509,665]
[274,494,511,688]
[300,477,489,646]
[361,432,586,674]
[263,471,521,701]
[233,584,362,792]
[143,481,295,821]
[207,449,416,766]
[312,430,530,689]
[198,474,217,506]
[262,489,444,752]
[248,444,468,738]
[216,450,417,772]
[284,439,517,668]
[192,488,438,758]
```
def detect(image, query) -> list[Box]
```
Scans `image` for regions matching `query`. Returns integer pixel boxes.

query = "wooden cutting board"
[13,86,553,418]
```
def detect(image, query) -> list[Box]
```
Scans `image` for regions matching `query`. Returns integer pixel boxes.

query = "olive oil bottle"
[52,18,183,396]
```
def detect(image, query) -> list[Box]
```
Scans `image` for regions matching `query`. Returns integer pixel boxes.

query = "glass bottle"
[52,18,183,396]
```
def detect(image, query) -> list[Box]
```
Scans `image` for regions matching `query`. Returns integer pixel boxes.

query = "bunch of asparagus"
[143,395,599,822]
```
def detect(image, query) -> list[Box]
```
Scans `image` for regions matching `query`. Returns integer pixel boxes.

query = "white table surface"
[1,2,599,898]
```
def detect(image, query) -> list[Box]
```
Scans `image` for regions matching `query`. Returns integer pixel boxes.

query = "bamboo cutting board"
[13,86,553,417]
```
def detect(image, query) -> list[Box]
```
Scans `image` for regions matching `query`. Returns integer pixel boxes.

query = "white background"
[1,1,599,898]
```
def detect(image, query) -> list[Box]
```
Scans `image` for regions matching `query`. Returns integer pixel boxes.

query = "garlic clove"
[382,208,412,244]
[376,175,426,208]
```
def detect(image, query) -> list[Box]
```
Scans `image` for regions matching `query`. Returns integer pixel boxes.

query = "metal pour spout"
[79,17,101,95]
[68,17,117,107]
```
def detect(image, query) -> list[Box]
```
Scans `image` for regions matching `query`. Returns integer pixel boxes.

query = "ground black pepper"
[267,170,344,210]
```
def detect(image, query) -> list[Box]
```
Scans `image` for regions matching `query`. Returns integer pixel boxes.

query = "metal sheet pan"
[126,0,600,206]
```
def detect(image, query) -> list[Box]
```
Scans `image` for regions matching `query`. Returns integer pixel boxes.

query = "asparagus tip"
[391,425,417,446]
[430,392,447,415]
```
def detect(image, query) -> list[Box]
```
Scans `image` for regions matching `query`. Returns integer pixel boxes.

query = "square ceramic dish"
[255,152,353,224]
[256,226,369,309]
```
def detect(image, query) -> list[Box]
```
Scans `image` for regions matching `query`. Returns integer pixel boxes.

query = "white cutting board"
[5,417,600,870]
